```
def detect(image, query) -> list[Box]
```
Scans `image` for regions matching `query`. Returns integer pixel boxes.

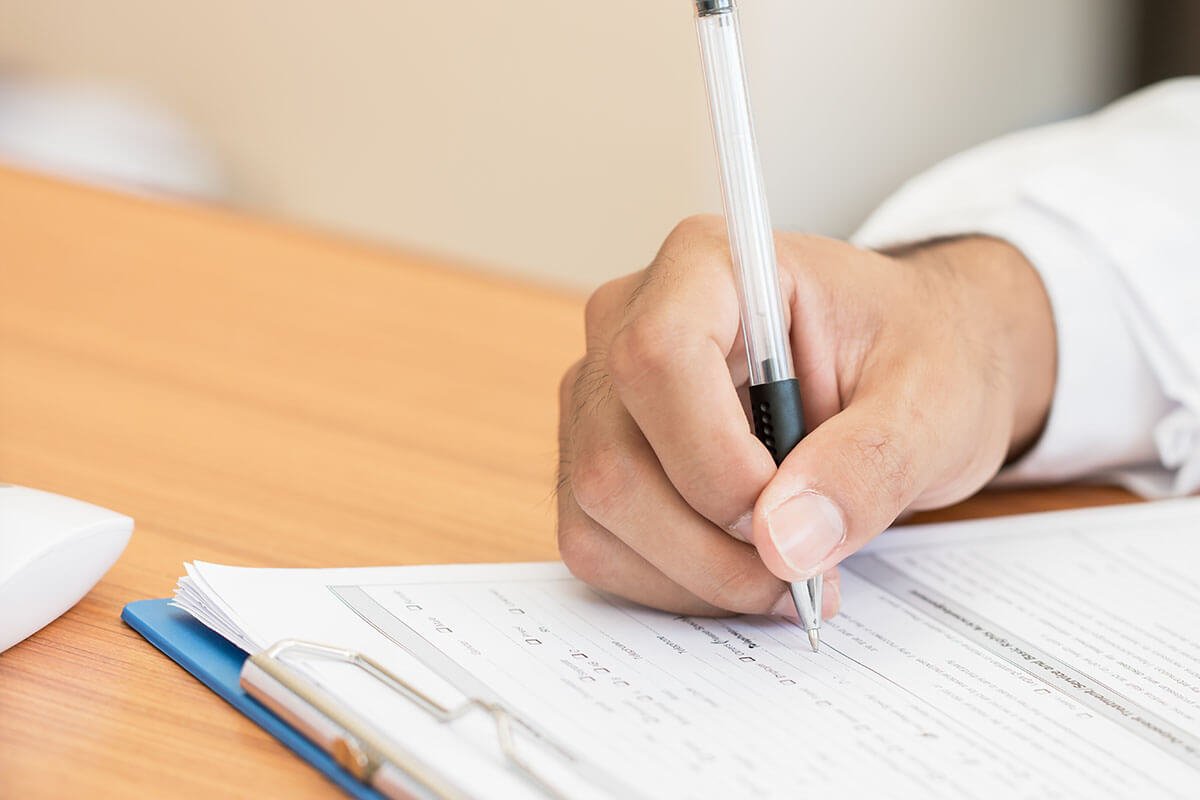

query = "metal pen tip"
[807,629,820,653]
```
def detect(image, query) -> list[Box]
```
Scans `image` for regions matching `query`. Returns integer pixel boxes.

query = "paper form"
[175,498,1200,799]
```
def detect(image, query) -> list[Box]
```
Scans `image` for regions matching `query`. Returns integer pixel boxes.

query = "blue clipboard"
[122,598,385,800]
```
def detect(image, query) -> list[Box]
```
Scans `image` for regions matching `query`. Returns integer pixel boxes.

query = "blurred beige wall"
[0,1,1135,289]
[746,0,1137,240]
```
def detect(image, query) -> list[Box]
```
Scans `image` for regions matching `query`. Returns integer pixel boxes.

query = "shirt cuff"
[854,200,1166,487]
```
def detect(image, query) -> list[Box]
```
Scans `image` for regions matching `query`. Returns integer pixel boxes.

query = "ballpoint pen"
[692,0,822,652]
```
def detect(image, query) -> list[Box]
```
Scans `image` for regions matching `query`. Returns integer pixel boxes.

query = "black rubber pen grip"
[749,379,806,466]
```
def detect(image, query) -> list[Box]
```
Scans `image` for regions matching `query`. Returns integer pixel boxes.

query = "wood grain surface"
[0,166,1137,798]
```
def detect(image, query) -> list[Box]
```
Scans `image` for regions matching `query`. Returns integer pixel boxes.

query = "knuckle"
[570,440,633,523]
[608,314,686,391]
[584,278,627,334]
[557,524,607,587]
[667,213,725,244]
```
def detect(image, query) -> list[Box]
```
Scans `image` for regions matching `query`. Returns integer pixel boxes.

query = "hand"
[556,216,1055,619]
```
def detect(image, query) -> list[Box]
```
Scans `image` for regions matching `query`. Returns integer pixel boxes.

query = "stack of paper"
[174,499,1200,799]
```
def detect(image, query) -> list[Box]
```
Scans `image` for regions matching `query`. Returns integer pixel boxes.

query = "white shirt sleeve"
[851,78,1200,497]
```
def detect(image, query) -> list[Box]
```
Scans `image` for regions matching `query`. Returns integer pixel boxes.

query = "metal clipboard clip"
[240,639,569,800]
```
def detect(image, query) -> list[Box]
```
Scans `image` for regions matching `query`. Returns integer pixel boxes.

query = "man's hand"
[556,216,1056,619]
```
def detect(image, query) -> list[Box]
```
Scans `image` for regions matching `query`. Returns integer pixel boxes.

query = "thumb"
[751,396,929,582]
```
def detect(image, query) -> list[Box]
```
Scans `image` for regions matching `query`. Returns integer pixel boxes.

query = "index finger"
[606,216,779,537]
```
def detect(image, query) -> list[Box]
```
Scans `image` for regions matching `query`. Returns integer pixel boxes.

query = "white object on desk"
[0,484,133,653]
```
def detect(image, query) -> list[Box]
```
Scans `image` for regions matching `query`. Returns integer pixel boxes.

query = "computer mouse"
[0,484,133,653]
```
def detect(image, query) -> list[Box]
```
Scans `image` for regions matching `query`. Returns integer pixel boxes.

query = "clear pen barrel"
[695,2,794,385]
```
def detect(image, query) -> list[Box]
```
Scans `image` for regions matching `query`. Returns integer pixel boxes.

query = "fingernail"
[769,592,797,619]
[728,511,754,544]
[765,492,846,576]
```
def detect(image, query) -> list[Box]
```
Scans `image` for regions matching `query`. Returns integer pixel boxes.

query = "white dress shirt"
[852,78,1200,497]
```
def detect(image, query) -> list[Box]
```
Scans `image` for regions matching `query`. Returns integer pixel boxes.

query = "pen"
[692,0,822,652]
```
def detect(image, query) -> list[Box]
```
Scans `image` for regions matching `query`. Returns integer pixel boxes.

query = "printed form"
[176,498,1200,799]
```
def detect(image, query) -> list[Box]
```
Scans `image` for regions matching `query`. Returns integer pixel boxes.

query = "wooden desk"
[0,167,1136,798]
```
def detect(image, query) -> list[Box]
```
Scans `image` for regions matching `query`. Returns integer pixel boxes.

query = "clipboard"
[122,599,566,800]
